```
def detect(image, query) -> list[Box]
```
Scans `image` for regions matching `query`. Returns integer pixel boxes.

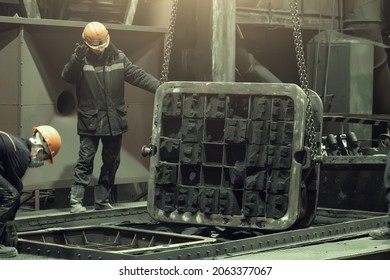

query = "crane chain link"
[289,0,318,164]
[160,0,179,84]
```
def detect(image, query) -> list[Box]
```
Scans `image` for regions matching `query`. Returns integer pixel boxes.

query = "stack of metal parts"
[322,132,362,156]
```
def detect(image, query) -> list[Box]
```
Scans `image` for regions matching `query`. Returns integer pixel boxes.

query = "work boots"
[94,202,114,210]
[70,204,87,213]
[370,207,390,239]
[94,184,114,210]
[369,227,390,240]
[0,224,17,258]
[69,184,87,213]
[0,245,17,258]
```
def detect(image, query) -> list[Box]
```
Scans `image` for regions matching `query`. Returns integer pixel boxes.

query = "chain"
[160,0,179,84]
[289,0,318,163]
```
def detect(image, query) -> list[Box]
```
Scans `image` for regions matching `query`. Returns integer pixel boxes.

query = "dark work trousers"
[384,151,390,228]
[0,175,20,240]
[69,134,122,208]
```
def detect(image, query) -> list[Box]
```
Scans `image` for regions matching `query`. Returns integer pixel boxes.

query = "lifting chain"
[289,0,318,164]
[160,0,179,84]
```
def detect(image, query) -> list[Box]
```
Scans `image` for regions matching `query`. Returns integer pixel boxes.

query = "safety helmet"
[82,21,110,50]
[33,125,62,164]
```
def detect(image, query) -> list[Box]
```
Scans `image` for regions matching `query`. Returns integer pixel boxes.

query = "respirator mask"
[29,132,48,168]
[29,157,44,168]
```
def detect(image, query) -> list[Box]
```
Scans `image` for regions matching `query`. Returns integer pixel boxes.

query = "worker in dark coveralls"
[369,151,390,239]
[0,126,62,258]
[61,21,160,214]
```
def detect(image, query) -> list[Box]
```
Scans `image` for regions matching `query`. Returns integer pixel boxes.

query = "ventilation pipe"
[235,26,281,83]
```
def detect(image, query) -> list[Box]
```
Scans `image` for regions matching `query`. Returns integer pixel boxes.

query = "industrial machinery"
[146,82,323,231]
[1,0,390,260]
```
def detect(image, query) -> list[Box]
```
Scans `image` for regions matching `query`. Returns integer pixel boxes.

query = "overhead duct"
[236,44,282,83]
[306,30,374,141]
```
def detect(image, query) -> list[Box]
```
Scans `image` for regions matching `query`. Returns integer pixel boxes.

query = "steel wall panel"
[0,105,19,134]
[0,27,20,106]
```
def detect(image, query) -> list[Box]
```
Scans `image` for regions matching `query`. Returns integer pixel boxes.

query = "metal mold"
[18,225,216,259]
[147,82,323,230]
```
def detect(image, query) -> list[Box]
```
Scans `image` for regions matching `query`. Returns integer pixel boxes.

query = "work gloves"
[2,221,18,248]
[75,43,89,63]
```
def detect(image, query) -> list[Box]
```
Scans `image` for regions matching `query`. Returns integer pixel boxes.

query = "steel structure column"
[212,0,235,82]
[22,0,40,18]
[124,0,139,25]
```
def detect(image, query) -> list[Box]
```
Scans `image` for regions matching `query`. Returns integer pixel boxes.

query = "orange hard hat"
[82,21,110,50]
[33,125,62,164]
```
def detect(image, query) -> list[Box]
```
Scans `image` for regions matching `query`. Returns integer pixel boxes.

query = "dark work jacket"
[61,43,161,136]
[0,132,31,193]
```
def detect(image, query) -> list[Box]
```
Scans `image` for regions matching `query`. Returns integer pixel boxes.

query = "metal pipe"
[235,45,281,83]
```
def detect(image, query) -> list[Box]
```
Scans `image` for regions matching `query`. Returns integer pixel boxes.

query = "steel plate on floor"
[17,225,216,260]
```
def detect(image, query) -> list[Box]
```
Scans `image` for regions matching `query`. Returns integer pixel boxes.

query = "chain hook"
[289,0,318,164]
[160,0,179,84]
